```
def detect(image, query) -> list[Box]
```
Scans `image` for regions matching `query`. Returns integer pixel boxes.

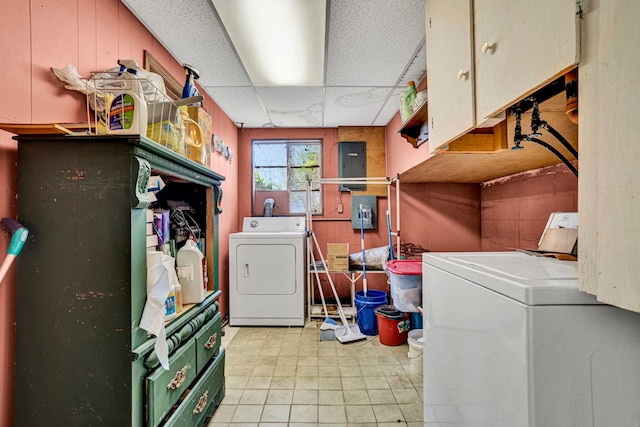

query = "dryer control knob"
[250,220,258,228]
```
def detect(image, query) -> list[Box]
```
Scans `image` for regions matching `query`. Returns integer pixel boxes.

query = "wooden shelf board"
[400,93,578,183]
[0,123,91,135]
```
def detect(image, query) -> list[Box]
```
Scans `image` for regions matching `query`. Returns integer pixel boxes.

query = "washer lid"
[422,251,598,305]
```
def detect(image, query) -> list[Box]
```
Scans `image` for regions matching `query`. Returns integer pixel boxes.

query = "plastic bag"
[349,246,390,270]
[52,59,168,111]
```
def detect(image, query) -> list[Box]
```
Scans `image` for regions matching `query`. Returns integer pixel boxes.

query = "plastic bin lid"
[374,304,406,319]
[387,259,422,276]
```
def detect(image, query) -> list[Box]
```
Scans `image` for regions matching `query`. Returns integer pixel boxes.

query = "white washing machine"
[229,217,305,326]
[422,251,640,427]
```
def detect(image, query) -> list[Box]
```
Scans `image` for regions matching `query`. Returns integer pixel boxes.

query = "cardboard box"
[327,243,349,271]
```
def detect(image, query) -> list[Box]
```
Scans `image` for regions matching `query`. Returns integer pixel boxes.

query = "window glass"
[252,139,322,215]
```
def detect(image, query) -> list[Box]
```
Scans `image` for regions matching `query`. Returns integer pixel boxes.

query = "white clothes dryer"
[229,217,305,326]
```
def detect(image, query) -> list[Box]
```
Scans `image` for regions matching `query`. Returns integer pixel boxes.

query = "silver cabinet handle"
[457,70,469,80]
[243,263,249,277]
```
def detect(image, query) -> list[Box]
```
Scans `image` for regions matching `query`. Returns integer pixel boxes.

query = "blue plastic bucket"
[355,290,388,335]
[410,312,423,330]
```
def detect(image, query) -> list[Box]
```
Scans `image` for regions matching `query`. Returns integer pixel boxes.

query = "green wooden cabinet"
[13,135,225,426]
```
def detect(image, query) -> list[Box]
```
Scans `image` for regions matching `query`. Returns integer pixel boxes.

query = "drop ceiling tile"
[326,0,425,86]
[203,86,269,128]
[400,43,427,86]
[375,87,405,126]
[323,86,394,127]
[121,0,250,87]
[255,87,325,127]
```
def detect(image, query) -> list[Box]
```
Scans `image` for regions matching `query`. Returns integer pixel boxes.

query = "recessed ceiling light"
[212,0,326,86]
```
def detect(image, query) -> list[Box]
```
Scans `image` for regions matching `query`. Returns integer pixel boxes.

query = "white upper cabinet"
[426,0,475,154]
[426,0,580,153]
[474,0,580,125]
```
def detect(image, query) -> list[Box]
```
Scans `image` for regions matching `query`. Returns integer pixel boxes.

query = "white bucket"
[407,329,424,375]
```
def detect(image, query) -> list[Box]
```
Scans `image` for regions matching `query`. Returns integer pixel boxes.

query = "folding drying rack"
[305,176,401,323]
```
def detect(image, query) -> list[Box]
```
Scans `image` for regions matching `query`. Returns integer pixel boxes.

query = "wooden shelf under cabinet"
[398,101,429,148]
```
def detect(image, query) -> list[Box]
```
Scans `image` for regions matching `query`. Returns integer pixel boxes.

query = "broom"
[0,218,29,286]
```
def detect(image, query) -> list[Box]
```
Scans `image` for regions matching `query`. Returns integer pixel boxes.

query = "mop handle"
[0,255,16,285]
[310,230,350,327]
[386,208,394,260]
[360,204,367,295]
[307,232,329,313]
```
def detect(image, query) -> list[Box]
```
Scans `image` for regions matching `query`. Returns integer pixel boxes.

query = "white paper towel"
[140,251,171,370]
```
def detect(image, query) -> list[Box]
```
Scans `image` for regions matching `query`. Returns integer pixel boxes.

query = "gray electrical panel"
[352,195,377,230]
[338,141,366,191]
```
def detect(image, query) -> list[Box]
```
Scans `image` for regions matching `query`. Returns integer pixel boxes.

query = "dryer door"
[235,242,297,295]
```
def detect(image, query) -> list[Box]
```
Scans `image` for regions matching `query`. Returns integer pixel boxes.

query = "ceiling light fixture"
[211,0,326,86]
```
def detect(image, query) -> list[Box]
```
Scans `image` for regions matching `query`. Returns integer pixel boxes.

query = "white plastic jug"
[105,71,148,136]
[176,239,207,304]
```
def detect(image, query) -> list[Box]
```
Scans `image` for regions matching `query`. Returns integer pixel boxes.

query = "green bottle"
[400,81,417,122]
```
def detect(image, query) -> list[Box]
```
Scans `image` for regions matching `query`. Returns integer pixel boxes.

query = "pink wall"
[481,163,578,251]
[0,2,579,424]
[0,1,238,424]
[238,127,484,297]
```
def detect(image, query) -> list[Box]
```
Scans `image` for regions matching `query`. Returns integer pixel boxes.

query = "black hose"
[541,123,579,159]
[526,137,578,177]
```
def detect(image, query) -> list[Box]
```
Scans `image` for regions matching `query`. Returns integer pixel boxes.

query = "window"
[252,139,322,216]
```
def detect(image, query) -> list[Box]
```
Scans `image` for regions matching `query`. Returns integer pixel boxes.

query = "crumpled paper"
[140,251,178,370]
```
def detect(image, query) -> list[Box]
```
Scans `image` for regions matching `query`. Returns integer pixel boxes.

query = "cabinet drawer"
[147,338,197,427]
[163,348,226,427]
[195,312,222,373]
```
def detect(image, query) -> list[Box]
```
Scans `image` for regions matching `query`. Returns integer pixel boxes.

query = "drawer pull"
[204,333,218,349]
[166,365,189,390]
[193,389,208,414]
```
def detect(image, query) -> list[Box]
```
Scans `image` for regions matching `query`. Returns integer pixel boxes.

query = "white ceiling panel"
[255,87,325,127]
[122,0,251,87]
[203,86,270,128]
[325,0,425,86]
[324,87,394,127]
[120,0,427,128]
[375,87,406,126]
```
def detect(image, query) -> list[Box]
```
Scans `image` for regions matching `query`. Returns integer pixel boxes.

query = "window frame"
[251,138,323,216]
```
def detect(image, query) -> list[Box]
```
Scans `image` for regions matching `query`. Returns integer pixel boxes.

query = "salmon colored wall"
[385,79,434,178]
[0,3,578,425]
[238,126,484,298]
[481,163,579,251]
[0,1,238,424]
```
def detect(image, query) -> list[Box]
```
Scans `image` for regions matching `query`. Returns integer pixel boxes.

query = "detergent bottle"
[399,81,417,122]
[106,69,148,136]
[176,238,207,304]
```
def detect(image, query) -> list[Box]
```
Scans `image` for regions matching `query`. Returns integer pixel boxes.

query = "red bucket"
[374,305,410,346]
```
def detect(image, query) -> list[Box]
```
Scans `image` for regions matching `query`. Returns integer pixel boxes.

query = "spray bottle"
[181,64,202,106]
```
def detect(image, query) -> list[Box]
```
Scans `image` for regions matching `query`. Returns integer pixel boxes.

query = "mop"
[359,205,368,296]
[307,232,339,331]
[386,208,395,261]
[0,218,29,286]
[309,229,366,344]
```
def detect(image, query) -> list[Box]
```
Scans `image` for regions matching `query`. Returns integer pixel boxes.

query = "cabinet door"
[426,0,475,153]
[474,0,579,124]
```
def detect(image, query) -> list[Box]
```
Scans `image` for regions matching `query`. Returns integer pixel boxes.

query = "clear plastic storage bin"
[387,259,422,312]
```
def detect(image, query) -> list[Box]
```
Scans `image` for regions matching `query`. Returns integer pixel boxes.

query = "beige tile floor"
[206,322,424,426]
